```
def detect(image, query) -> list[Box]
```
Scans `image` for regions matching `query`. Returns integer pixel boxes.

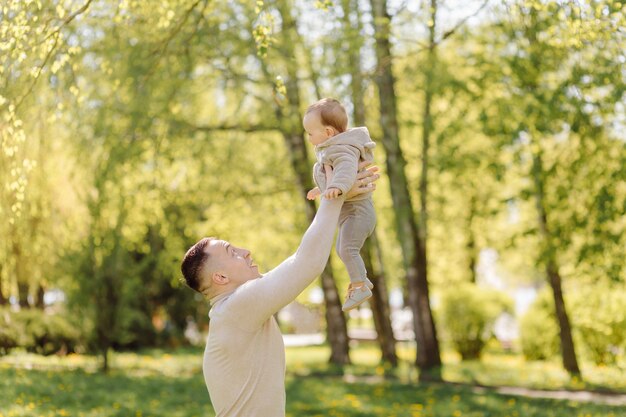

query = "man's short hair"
[181,237,214,293]
[305,98,348,133]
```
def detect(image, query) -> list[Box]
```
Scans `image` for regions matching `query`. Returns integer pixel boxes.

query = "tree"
[267,0,351,365]
[338,0,397,366]
[475,0,625,376]
[369,0,442,377]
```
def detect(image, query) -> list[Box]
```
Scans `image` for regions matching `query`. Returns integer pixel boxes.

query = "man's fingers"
[357,174,380,187]
[357,160,372,170]
[356,165,380,180]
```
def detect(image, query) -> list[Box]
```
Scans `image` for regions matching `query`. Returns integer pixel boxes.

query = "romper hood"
[315,127,376,155]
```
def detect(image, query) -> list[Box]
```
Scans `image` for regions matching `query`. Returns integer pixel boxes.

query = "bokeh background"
[1,0,625,416]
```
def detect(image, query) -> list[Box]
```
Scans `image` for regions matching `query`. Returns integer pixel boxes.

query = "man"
[180,162,379,417]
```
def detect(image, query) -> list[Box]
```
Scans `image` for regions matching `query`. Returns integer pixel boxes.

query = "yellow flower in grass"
[507,398,516,406]
[453,411,462,417]
[452,395,461,402]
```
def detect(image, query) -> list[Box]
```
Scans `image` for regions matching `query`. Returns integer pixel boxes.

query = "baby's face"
[303,112,336,146]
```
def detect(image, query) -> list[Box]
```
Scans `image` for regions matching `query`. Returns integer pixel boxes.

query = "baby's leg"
[336,200,377,284]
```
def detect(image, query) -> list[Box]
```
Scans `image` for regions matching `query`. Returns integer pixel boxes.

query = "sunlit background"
[1,0,625,415]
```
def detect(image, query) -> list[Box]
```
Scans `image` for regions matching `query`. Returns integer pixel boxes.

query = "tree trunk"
[362,234,397,365]
[12,232,30,308]
[17,281,29,308]
[102,346,109,373]
[278,133,350,366]
[523,5,580,377]
[270,0,350,365]
[97,277,114,373]
[370,0,441,378]
[532,151,581,376]
[0,286,6,305]
[35,284,45,309]
[467,195,477,283]
[0,268,7,305]
[340,0,396,365]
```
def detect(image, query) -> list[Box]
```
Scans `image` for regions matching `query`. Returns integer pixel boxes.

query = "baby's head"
[303,98,348,145]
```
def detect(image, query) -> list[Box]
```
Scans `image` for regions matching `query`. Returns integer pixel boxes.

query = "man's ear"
[212,272,229,286]
[325,126,336,137]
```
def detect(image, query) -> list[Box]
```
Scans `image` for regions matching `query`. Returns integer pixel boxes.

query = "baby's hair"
[305,98,348,133]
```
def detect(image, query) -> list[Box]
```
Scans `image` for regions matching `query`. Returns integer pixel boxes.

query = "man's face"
[303,112,334,146]
[205,239,260,286]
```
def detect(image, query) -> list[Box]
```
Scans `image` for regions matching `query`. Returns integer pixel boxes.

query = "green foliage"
[519,290,560,360]
[0,308,20,355]
[438,283,513,360]
[570,287,626,366]
[1,0,625,369]
[0,307,81,356]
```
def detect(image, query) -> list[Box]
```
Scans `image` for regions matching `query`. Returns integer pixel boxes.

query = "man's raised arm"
[225,197,344,329]
[223,164,378,330]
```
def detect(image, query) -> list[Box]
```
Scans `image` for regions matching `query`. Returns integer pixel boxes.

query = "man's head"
[181,237,260,299]
[303,98,348,146]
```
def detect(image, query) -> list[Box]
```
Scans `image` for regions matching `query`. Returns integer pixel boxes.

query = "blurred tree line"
[1,0,624,376]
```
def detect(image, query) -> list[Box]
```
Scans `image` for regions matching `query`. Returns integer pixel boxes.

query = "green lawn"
[0,344,625,417]
[287,342,626,392]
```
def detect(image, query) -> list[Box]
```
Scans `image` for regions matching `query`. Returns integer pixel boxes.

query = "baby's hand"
[307,187,321,200]
[324,187,342,199]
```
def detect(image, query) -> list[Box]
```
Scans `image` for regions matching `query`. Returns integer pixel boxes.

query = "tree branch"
[43,0,94,44]
[14,34,60,111]
[438,0,490,44]
[142,0,207,83]
[150,0,205,59]
[172,119,279,134]
[14,0,94,109]
[399,0,491,60]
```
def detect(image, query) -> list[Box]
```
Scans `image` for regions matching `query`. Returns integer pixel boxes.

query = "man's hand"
[323,187,342,199]
[344,161,380,200]
[307,187,321,200]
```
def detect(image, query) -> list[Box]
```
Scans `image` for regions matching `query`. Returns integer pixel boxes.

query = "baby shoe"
[342,283,373,311]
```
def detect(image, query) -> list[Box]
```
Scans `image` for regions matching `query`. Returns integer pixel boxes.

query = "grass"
[0,343,625,417]
[287,342,626,392]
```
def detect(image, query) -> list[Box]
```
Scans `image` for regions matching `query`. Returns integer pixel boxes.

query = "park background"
[1,0,625,416]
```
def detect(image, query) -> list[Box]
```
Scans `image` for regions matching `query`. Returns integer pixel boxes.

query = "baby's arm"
[326,147,360,196]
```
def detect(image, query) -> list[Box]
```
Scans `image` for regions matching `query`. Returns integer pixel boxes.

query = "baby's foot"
[342,282,373,311]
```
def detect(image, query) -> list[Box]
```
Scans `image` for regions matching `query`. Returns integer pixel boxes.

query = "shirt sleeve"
[326,146,359,194]
[223,197,344,331]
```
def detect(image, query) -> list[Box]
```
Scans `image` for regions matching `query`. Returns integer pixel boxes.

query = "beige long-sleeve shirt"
[313,127,376,201]
[203,197,345,417]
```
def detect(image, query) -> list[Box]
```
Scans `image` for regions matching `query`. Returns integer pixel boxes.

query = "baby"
[303,98,377,311]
